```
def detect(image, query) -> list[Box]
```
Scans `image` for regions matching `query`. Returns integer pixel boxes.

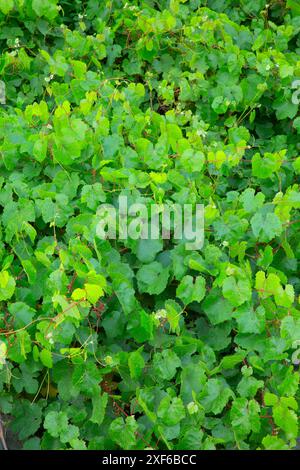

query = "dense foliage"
[0,0,300,451]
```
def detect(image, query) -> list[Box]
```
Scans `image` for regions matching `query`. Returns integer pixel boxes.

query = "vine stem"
[0,416,8,450]
[111,398,157,450]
